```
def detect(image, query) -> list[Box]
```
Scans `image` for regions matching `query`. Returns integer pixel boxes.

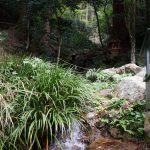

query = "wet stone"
[86,138,143,150]
[72,145,82,150]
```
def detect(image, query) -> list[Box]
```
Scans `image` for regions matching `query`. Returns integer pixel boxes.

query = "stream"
[52,123,86,150]
[51,121,146,150]
[50,110,146,150]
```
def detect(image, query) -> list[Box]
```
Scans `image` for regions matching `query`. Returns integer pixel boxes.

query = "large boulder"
[115,63,142,74]
[135,67,146,78]
[116,76,145,102]
[102,64,142,75]
[101,68,116,74]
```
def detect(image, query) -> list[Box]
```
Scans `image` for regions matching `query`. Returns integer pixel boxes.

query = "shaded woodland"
[0,0,149,68]
[0,1,150,150]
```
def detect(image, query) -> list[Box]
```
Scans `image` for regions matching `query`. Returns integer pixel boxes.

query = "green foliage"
[85,70,116,97]
[101,98,146,139]
[0,32,8,41]
[0,57,90,150]
[86,69,132,92]
[0,0,113,58]
[97,71,114,82]
[61,19,95,51]
[86,68,133,82]
[86,68,145,139]
[86,69,113,82]
[107,98,126,110]
[86,68,100,82]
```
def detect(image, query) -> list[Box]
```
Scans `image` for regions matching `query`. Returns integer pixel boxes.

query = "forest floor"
[0,47,147,150]
[83,65,146,150]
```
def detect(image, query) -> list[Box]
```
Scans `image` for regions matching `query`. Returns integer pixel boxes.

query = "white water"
[52,123,85,150]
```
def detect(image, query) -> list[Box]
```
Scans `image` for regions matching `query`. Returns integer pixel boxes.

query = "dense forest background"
[1,1,150,150]
[0,0,150,68]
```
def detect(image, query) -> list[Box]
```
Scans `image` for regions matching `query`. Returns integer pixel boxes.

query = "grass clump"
[86,69,117,93]
[86,69,133,92]
[0,57,89,150]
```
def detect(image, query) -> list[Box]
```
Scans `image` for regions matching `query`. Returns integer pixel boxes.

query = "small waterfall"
[52,123,85,150]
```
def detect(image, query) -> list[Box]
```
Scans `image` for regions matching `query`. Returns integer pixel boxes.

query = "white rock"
[115,63,142,74]
[85,112,98,128]
[116,76,146,102]
[99,89,112,97]
[102,64,142,75]
[135,67,146,78]
[101,68,116,74]
[86,112,97,120]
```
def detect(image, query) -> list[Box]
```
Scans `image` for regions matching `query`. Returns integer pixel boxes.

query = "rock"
[101,68,116,74]
[80,134,90,144]
[102,64,142,75]
[85,112,105,143]
[86,112,97,120]
[135,67,146,78]
[110,128,122,139]
[52,145,82,150]
[116,76,145,102]
[115,63,142,74]
[99,89,112,97]
[85,112,98,128]
[86,138,141,150]
[88,128,103,143]
[72,145,82,150]
[112,74,121,81]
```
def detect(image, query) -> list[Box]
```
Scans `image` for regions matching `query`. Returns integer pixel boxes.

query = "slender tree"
[91,0,104,47]
[124,0,136,64]
[145,0,150,28]
[103,0,112,34]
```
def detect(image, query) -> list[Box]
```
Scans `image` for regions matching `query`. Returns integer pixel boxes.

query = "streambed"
[50,121,145,150]
[51,123,85,150]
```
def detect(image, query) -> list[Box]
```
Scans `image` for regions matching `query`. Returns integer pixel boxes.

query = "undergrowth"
[100,98,146,139]
[0,57,90,150]
[86,69,145,139]
[86,68,132,93]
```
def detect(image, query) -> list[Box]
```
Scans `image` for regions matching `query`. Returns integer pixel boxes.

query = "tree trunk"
[57,31,62,64]
[103,8,110,34]
[85,3,89,28]
[124,0,136,64]
[92,1,104,47]
[25,18,30,50]
[145,0,150,28]
[103,0,111,34]
[130,35,136,64]
[18,0,28,40]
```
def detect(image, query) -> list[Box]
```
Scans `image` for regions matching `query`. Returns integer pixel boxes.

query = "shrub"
[86,69,100,82]
[100,98,146,139]
[0,57,89,150]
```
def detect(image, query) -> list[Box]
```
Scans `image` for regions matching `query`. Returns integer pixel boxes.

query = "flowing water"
[50,121,146,150]
[52,123,85,150]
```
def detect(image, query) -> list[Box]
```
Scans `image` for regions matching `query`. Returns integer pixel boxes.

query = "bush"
[0,57,89,150]
[86,69,100,82]
[100,98,146,139]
